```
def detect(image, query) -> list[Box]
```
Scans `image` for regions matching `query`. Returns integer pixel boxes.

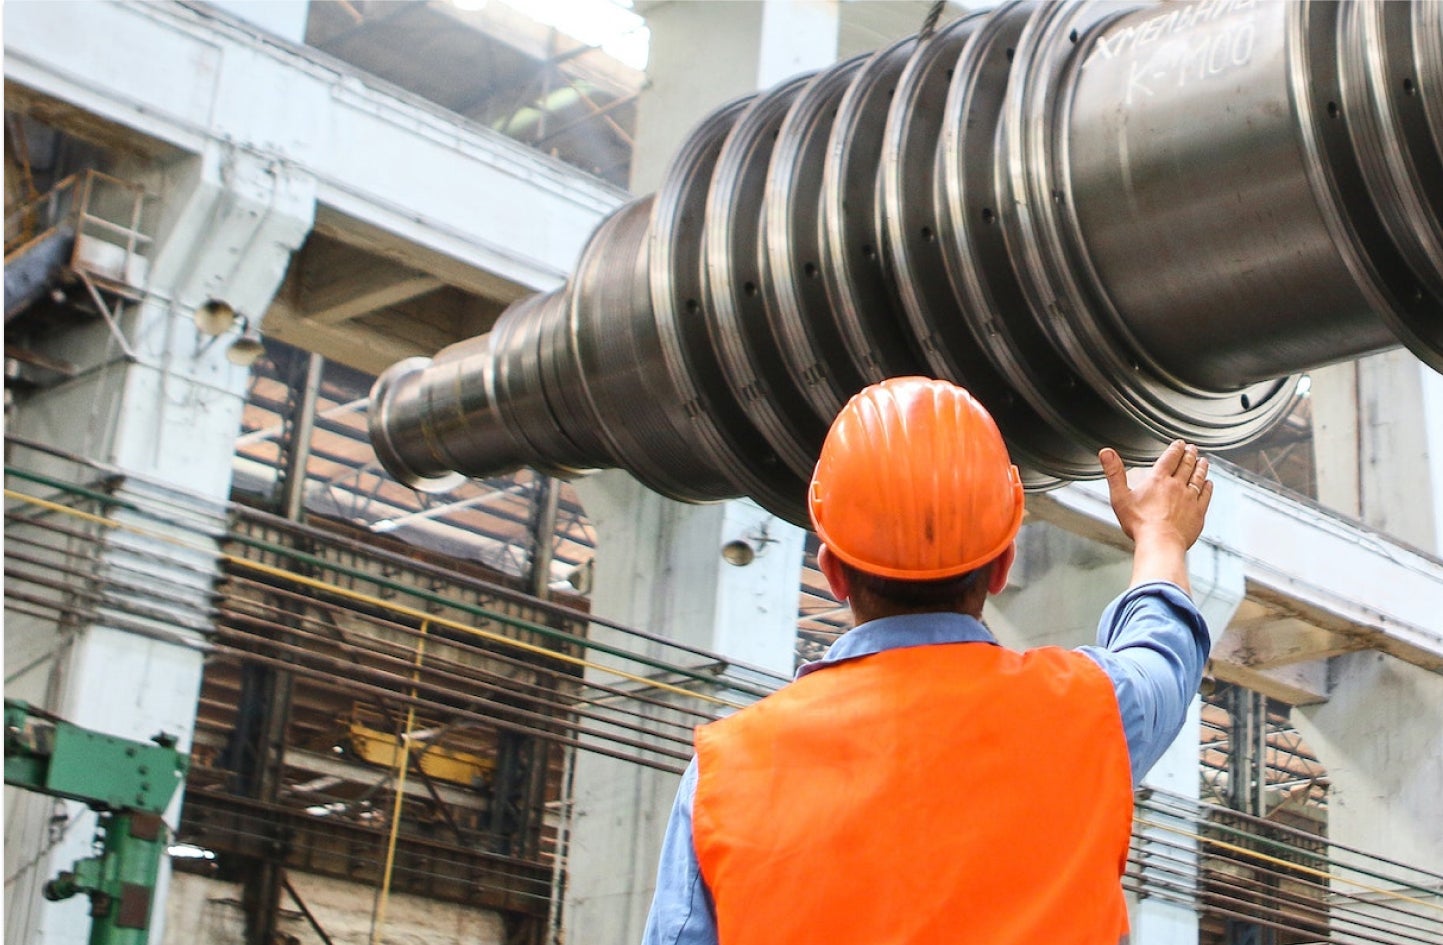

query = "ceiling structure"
[254,0,643,377]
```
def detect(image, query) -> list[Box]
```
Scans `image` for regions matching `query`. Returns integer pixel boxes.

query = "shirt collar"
[797,611,997,678]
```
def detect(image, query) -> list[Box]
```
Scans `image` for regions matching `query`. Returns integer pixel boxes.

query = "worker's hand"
[1100,440,1212,552]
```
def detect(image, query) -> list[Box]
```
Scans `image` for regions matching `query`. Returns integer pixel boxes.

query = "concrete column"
[560,4,837,941]
[1308,354,1443,922]
[3,142,314,945]
[1312,351,1443,555]
[630,0,840,192]
[1293,653,1443,920]
[988,478,1244,945]
[563,476,806,943]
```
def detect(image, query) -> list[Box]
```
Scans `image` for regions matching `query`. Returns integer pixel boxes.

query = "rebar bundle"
[370,0,1442,525]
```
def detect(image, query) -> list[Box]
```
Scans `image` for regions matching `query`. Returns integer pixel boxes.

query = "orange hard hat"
[808,376,1025,581]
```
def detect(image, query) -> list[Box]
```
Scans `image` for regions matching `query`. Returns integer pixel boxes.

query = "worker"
[641,376,1216,945]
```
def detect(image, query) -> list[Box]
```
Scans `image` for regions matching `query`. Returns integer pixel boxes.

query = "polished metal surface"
[572,196,736,502]
[819,35,928,383]
[371,0,1442,527]
[936,0,1117,480]
[706,70,825,480]
[764,53,869,420]
[650,97,810,524]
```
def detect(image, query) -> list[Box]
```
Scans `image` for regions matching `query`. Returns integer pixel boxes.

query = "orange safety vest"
[693,643,1133,945]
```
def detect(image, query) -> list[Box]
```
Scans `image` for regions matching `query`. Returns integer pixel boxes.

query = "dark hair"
[838,559,988,614]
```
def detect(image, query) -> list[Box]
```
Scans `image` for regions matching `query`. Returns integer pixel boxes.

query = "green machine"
[4,699,190,945]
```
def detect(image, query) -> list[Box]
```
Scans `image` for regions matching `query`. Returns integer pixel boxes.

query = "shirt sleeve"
[641,758,719,945]
[1077,581,1212,784]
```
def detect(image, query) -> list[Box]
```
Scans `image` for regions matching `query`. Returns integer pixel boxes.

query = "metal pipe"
[221,574,719,726]
[281,352,325,522]
[210,625,697,762]
[368,0,1443,524]
[214,603,701,750]
[207,645,691,774]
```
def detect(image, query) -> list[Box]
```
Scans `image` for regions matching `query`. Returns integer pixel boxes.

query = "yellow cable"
[1135,814,1443,914]
[371,622,426,945]
[4,487,745,710]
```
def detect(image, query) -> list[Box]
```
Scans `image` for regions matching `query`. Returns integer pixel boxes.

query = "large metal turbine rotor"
[369,0,1443,526]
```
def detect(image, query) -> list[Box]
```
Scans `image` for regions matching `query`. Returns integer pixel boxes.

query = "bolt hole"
[946,68,954,81]
[1403,77,1416,95]
[1052,189,1064,204]
[804,262,819,279]
[685,299,700,315]
[1327,101,1340,118]
[862,244,877,259]
[1240,394,1252,409]
[1068,29,1079,43]
[920,226,935,242]
[1005,47,1015,63]
[981,207,996,224]
[743,281,758,297]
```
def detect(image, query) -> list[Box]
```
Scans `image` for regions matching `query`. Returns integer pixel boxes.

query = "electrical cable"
[3,485,752,711]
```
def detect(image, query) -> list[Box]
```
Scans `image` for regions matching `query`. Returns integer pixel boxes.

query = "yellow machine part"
[347,719,494,788]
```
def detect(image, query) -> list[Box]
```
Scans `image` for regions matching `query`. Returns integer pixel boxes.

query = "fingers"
[1153,439,1186,476]
[1099,447,1129,504]
[1175,442,1199,484]
[1188,455,1210,492]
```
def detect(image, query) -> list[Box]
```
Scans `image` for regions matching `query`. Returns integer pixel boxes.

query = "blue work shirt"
[641,581,1212,945]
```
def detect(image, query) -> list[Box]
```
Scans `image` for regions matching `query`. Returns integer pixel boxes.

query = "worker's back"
[693,641,1133,945]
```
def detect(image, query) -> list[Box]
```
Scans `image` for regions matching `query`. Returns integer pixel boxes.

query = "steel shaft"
[370,0,1442,526]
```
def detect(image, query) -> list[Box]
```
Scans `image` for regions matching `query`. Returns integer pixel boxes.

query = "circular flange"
[571,196,737,503]
[936,0,1128,481]
[650,95,810,524]
[819,35,931,383]
[1005,1,1300,454]
[878,8,1060,489]
[763,53,870,420]
[1329,0,1443,371]
[705,70,828,480]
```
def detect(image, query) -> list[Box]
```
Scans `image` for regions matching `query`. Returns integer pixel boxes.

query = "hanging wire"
[918,0,947,39]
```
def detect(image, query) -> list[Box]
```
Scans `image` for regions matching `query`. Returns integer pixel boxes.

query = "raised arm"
[1099,440,1213,595]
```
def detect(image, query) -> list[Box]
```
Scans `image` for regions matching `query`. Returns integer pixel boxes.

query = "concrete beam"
[300,261,443,326]
[3,0,626,296]
[263,296,450,375]
[1206,646,1331,706]
[1030,468,1443,680]
[1220,612,1367,669]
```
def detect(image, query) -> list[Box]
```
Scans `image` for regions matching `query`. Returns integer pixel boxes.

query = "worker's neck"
[850,602,984,626]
